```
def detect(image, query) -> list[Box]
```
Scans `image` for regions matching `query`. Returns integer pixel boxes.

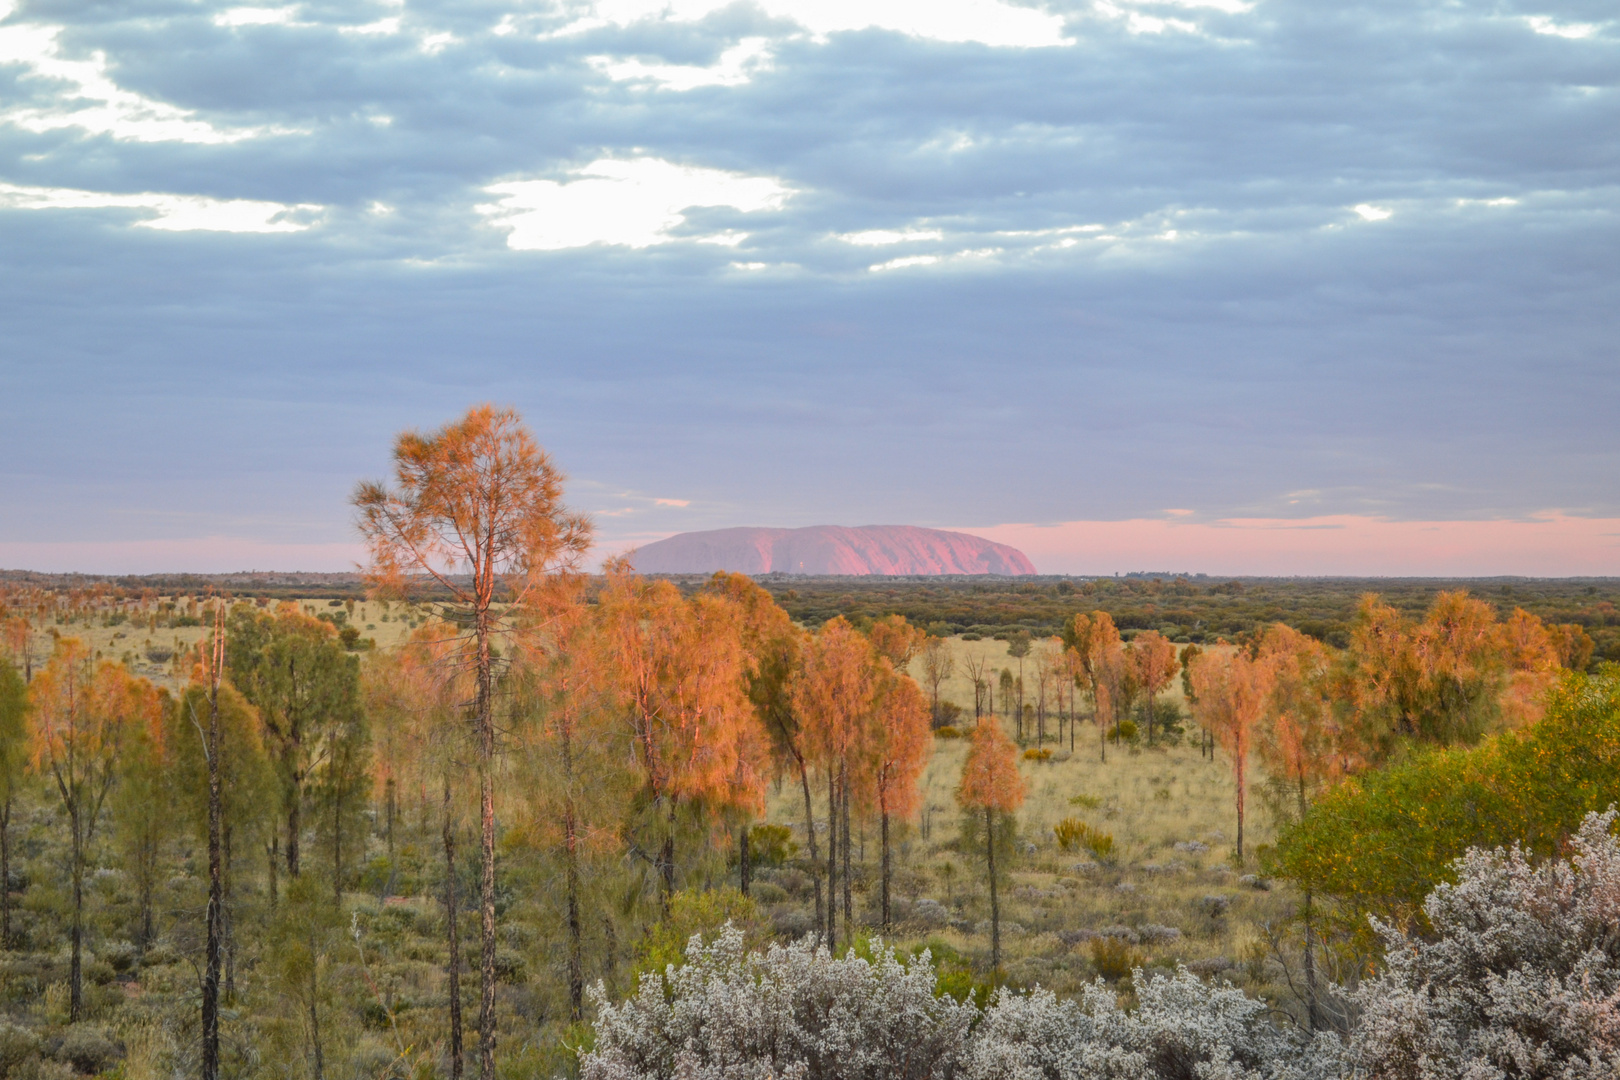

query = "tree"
[705,575,819,927]
[0,661,25,945]
[956,717,1025,972]
[920,635,956,727]
[597,566,764,907]
[867,662,931,931]
[1189,646,1276,863]
[354,404,592,1080]
[227,605,363,883]
[959,651,990,724]
[1127,629,1178,744]
[869,614,925,675]
[792,616,878,951]
[27,640,158,1020]
[1005,632,1031,739]
[2,617,31,683]
[1064,612,1124,764]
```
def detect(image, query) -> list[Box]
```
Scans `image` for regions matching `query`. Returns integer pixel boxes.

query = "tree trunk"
[565,818,583,1023]
[1297,772,1318,1030]
[224,823,235,1003]
[798,764,823,933]
[476,610,497,1080]
[308,964,325,1080]
[738,827,750,898]
[203,651,223,1080]
[880,809,891,932]
[332,781,343,904]
[1235,752,1246,862]
[443,777,463,1080]
[287,790,301,878]
[69,809,83,1023]
[840,779,852,931]
[386,777,396,860]
[986,807,1000,972]
[825,771,837,951]
[269,833,279,912]
[1,794,12,947]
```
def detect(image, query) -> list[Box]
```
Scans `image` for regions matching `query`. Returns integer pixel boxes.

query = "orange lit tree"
[956,717,1025,971]
[28,641,159,1020]
[867,661,932,931]
[1065,611,1125,763]
[354,404,591,1080]
[1128,629,1179,744]
[1189,645,1276,862]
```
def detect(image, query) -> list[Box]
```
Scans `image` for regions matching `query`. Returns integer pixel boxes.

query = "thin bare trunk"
[986,807,1000,972]
[476,609,497,1080]
[738,827,751,898]
[443,776,463,1080]
[70,811,83,1022]
[825,771,837,952]
[840,778,852,930]
[203,624,223,1080]
[798,764,823,932]
[879,808,891,931]
[1,795,12,946]
[308,965,324,1080]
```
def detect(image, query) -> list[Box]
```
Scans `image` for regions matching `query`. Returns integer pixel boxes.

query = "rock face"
[629,525,1037,576]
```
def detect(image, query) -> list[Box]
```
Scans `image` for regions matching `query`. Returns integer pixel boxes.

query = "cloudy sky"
[2,0,1617,575]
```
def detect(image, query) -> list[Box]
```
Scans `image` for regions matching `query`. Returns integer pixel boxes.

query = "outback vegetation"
[0,405,1615,1080]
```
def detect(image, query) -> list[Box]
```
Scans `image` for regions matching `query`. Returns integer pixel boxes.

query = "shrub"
[1353,809,1620,1079]
[747,824,796,867]
[935,726,962,739]
[1067,794,1102,810]
[1022,748,1052,762]
[1087,937,1142,981]
[964,968,1345,1080]
[1273,668,1620,939]
[635,889,761,976]
[1054,820,1115,862]
[583,927,976,1080]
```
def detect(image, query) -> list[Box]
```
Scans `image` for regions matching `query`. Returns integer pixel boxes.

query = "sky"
[1,0,1617,576]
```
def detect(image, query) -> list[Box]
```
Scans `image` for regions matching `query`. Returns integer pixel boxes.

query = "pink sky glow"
[3,512,1617,577]
[965,512,1620,577]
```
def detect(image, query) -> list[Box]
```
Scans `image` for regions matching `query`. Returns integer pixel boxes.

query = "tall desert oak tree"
[1189,646,1277,862]
[1128,630,1179,745]
[366,621,473,1077]
[354,405,592,1080]
[1064,612,1126,764]
[0,660,25,946]
[595,563,764,906]
[867,661,932,931]
[956,717,1025,972]
[791,616,877,952]
[701,573,805,906]
[28,640,160,1021]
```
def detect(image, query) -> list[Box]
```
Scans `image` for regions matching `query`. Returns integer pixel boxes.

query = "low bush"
[1054,820,1114,862]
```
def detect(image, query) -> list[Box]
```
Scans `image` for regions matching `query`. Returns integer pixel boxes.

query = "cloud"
[479,158,793,250]
[553,0,1069,47]
[0,182,320,232]
[0,18,293,143]
[589,37,775,90]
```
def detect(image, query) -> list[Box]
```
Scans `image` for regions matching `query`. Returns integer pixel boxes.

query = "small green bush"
[747,824,796,867]
[1089,936,1143,981]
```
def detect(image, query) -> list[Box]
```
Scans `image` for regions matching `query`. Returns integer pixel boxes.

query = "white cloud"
[839,226,944,245]
[589,37,774,90]
[553,0,1069,48]
[213,6,302,28]
[869,247,999,271]
[1524,16,1600,40]
[0,20,293,143]
[479,157,793,250]
[1354,203,1392,221]
[0,182,321,232]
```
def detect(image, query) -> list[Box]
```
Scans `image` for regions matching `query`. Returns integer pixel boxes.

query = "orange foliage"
[869,615,926,672]
[1189,645,1276,859]
[956,716,1025,815]
[869,663,932,823]
[29,639,159,782]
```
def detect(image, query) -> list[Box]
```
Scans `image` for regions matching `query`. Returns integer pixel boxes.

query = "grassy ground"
[756,635,1301,1005]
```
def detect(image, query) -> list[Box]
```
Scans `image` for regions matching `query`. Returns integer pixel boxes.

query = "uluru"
[628,525,1038,576]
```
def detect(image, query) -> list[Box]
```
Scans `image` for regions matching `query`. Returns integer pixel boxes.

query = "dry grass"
[760,636,1299,1002]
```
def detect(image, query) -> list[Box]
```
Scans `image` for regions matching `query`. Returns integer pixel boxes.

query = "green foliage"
[746,824,795,867]
[1271,666,1620,940]
[957,810,1020,883]
[1067,793,1102,809]
[910,938,999,1008]
[635,888,762,976]
[1089,936,1143,981]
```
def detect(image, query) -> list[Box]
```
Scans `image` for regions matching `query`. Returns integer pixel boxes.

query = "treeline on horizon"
[6,571,1619,668]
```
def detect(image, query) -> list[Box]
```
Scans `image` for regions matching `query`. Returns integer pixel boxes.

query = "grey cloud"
[1,0,1617,557]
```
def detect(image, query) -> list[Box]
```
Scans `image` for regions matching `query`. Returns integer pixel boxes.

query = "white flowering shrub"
[580,927,976,1080]
[1353,809,1620,1080]
[963,968,1345,1080]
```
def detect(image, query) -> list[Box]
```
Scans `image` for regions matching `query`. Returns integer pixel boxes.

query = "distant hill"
[628,525,1038,576]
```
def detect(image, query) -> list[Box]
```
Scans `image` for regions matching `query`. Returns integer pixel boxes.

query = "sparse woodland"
[0,406,1615,1080]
